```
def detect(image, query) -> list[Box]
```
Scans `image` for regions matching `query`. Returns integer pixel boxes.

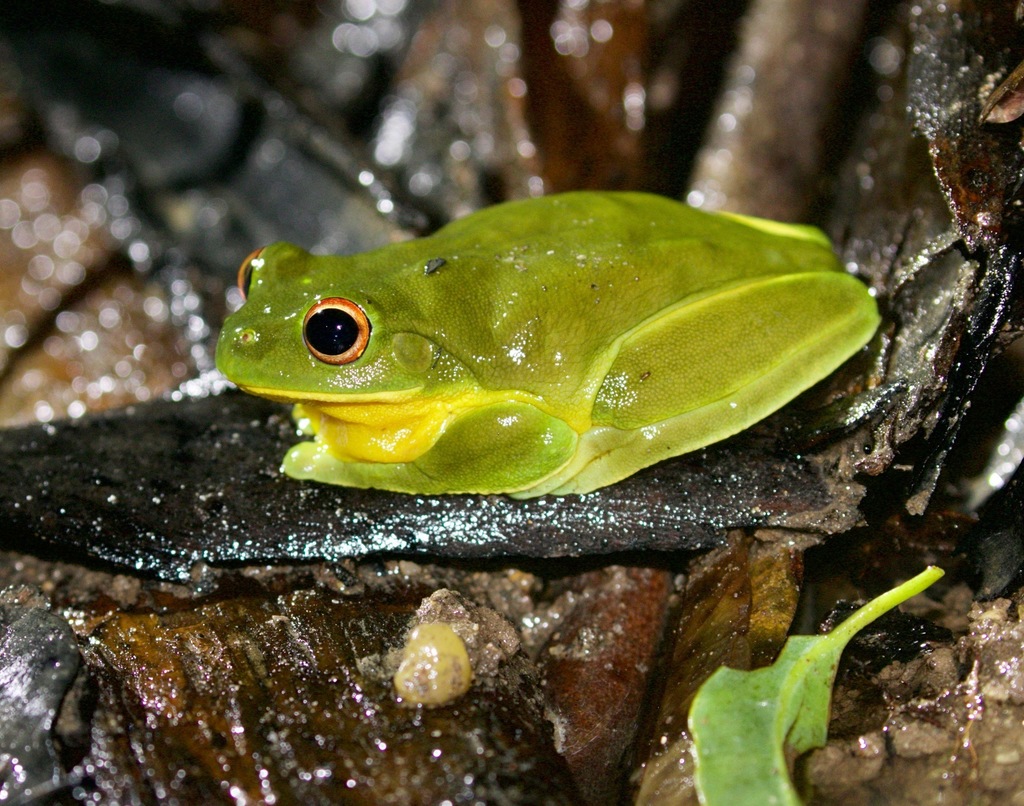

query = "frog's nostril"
[238,328,258,345]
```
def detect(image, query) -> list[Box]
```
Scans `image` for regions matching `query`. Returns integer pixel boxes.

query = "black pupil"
[306,307,359,356]
[240,265,253,297]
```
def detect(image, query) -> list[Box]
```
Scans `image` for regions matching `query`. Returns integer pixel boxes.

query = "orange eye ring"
[303,297,371,365]
[237,247,265,299]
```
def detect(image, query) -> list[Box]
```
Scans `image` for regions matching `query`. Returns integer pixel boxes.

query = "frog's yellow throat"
[295,399,456,464]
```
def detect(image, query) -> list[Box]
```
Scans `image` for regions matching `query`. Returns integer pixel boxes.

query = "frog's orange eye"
[237,247,265,300]
[303,298,370,365]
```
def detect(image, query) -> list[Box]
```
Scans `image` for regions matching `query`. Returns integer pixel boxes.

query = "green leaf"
[688,566,944,806]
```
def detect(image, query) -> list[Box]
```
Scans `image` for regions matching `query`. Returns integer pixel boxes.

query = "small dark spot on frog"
[424,257,446,275]
[590,283,599,290]
[639,370,651,381]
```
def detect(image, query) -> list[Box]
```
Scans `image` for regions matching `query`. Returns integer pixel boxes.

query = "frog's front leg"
[282,401,579,496]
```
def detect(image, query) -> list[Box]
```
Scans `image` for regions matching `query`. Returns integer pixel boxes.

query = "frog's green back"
[360,192,848,408]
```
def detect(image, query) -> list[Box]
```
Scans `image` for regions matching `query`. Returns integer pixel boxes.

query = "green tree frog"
[215,191,879,498]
